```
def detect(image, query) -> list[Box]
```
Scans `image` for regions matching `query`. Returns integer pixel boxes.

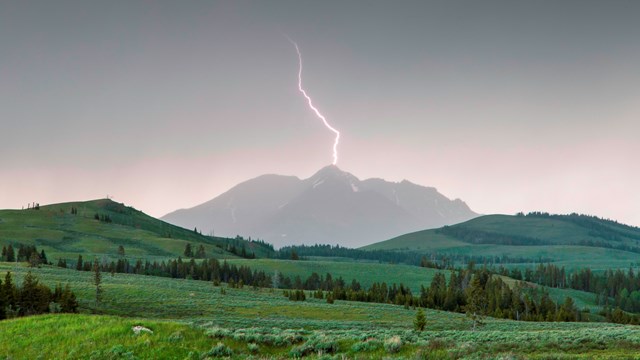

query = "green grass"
[0,199,273,262]
[364,214,640,271]
[1,263,639,359]
[0,314,215,359]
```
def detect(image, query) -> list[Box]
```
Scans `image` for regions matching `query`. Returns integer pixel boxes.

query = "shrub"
[168,331,184,343]
[351,339,381,353]
[204,342,233,357]
[415,348,452,360]
[247,343,259,354]
[205,327,231,339]
[384,336,402,354]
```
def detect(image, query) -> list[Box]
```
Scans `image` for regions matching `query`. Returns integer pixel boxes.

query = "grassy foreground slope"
[0,199,273,261]
[1,263,639,359]
[364,214,640,271]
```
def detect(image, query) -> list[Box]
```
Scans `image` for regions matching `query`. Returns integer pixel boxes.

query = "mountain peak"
[308,165,359,183]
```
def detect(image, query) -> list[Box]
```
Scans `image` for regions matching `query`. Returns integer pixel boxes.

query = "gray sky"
[2,1,639,226]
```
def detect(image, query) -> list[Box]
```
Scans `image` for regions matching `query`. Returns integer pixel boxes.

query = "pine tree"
[465,275,485,330]
[117,245,125,257]
[60,284,79,313]
[414,308,427,331]
[92,258,103,308]
[3,272,16,309]
[76,255,83,271]
[28,252,42,268]
[6,245,15,262]
[183,243,193,258]
[19,271,51,316]
[0,277,5,320]
[195,245,206,258]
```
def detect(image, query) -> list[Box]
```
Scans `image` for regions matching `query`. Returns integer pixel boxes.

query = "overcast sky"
[1,0,639,226]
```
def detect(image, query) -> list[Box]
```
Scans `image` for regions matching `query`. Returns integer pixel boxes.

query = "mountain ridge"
[162,165,478,248]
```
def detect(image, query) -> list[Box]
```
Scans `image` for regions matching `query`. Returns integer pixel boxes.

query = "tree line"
[276,244,548,268]
[494,263,640,316]
[63,254,591,325]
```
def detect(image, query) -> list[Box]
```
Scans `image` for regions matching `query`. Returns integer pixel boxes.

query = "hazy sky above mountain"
[2,1,639,226]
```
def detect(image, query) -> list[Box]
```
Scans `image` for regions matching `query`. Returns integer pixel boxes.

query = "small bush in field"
[351,339,381,352]
[247,343,259,354]
[384,336,402,354]
[204,342,233,357]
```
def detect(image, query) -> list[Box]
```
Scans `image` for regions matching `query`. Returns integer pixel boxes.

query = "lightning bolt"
[287,37,340,165]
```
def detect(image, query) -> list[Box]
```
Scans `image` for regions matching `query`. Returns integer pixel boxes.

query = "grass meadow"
[1,263,639,359]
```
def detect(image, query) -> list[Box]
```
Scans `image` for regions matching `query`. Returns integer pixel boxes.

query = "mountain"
[363,212,640,270]
[162,165,478,248]
[0,199,274,261]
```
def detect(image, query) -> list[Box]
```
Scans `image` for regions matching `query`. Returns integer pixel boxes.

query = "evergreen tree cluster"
[436,226,550,246]
[94,213,113,223]
[491,263,640,318]
[1,245,15,262]
[0,271,78,320]
[1,244,48,267]
[182,243,209,259]
[284,289,306,301]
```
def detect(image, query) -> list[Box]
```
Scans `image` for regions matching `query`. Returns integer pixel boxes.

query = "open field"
[2,263,636,359]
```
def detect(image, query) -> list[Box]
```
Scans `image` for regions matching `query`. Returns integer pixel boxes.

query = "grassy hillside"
[364,214,640,271]
[0,199,274,262]
[0,263,638,359]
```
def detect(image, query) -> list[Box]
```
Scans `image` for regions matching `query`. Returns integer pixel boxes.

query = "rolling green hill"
[0,199,274,262]
[364,213,640,271]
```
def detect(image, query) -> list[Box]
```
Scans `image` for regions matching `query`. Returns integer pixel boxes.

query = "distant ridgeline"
[520,212,640,247]
[436,212,640,253]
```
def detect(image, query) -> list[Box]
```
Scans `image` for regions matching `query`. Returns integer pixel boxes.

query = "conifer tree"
[19,271,51,316]
[465,275,485,330]
[3,272,16,309]
[0,277,5,320]
[183,243,193,258]
[6,245,15,262]
[414,308,427,331]
[92,258,103,308]
[195,245,206,258]
[60,284,79,313]
[76,255,83,271]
